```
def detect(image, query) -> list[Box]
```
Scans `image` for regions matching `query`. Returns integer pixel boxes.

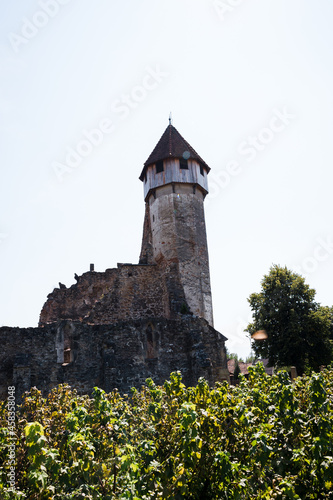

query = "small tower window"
[200,164,204,176]
[156,160,164,173]
[179,158,188,170]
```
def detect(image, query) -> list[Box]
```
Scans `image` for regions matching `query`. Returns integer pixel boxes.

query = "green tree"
[246,265,332,374]
[227,352,244,363]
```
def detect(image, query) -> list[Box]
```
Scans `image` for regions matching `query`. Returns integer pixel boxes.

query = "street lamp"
[251,329,268,341]
[249,330,268,362]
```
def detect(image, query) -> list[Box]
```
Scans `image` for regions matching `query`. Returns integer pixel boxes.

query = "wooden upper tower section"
[139,123,211,200]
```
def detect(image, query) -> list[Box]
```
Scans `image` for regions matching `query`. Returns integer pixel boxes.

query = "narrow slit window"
[156,160,164,173]
[146,324,156,359]
[180,158,188,170]
[200,164,204,176]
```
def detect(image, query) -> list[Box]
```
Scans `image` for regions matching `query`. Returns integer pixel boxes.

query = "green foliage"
[233,362,241,381]
[227,352,245,363]
[246,265,333,374]
[0,366,332,498]
[180,302,190,314]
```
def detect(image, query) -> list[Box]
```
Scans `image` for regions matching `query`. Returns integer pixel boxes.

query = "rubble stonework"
[39,261,187,326]
[0,317,229,399]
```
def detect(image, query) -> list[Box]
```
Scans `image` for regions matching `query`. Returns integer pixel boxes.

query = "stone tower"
[139,123,214,326]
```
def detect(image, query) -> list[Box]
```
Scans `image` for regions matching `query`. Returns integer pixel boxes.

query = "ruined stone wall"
[87,264,168,324]
[0,317,229,400]
[39,268,119,325]
[0,324,64,400]
[39,262,189,326]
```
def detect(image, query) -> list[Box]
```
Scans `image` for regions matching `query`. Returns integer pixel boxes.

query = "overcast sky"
[1,0,333,359]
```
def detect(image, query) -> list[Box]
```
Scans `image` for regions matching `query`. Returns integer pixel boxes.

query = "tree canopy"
[246,265,332,374]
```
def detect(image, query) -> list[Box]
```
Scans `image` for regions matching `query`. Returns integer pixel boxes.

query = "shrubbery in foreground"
[0,364,333,499]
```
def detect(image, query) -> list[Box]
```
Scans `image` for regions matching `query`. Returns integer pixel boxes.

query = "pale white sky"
[1,0,333,359]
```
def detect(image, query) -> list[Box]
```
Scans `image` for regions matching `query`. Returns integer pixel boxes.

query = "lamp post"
[250,330,268,362]
[251,330,268,341]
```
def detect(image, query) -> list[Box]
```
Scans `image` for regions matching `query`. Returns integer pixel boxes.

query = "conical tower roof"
[139,124,210,181]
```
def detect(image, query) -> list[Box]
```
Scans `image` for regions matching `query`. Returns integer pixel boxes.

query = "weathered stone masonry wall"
[0,317,229,400]
[39,262,188,327]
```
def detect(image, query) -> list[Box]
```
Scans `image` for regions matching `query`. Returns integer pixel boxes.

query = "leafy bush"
[1,364,333,499]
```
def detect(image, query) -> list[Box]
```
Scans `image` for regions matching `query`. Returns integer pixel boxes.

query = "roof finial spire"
[169,112,172,125]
